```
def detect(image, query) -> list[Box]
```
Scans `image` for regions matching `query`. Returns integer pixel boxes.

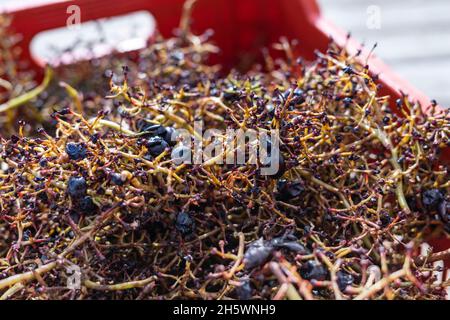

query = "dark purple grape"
[66,142,87,160]
[235,279,252,300]
[422,189,444,211]
[146,136,169,157]
[79,196,98,215]
[243,238,274,269]
[175,212,195,236]
[276,179,305,201]
[300,260,328,281]
[67,176,87,199]
[336,270,354,291]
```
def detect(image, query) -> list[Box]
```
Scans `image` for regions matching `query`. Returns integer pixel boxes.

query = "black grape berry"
[422,189,444,211]
[283,88,304,105]
[139,123,177,146]
[67,176,87,199]
[79,196,98,214]
[175,212,195,236]
[276,179,305,201]
[336,270,354,291]
[243,238,274,269]
[235,279,252,300]
[139,123,166,137]
[65,142,87,160]
[300,260,328,281]
[110,172,125,186]
[342,66,354,74]
[379,211,392,227]
[223,86,241,102]
[343,97,352,107]
[163,126,178,146]
[270,236,308,254]
[146,136,169,157]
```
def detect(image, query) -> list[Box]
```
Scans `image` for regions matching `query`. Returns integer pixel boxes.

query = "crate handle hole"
[30,10,156,67]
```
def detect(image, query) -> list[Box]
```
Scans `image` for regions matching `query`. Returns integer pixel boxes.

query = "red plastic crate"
[2,0,449,273]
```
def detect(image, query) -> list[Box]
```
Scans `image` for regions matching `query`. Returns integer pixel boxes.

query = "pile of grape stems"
[0,8,449,300]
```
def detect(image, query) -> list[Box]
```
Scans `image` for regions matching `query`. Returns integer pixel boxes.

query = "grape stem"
[0,67,53,113]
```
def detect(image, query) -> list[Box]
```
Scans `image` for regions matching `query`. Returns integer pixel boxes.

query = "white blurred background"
[319,0,450,107]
